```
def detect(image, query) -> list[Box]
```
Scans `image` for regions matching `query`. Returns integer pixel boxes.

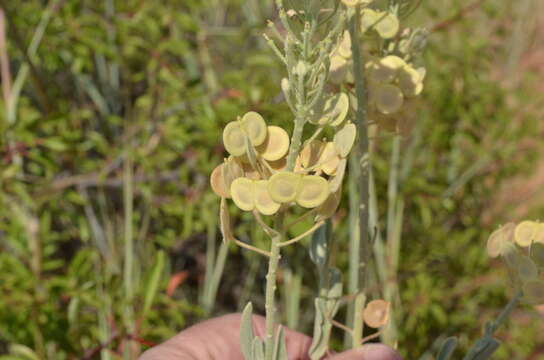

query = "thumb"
[328,344,402,360]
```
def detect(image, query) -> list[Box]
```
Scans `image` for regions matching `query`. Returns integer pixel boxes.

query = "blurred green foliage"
[0,0,542,359]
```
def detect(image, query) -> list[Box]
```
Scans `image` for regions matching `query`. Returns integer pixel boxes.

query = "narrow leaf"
[240,302,255,360]
[436,337,458,360]
[142,250,165,317]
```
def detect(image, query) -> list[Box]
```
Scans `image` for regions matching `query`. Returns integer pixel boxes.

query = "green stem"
[264,215,284,360]
[347,4,370,348]
[123,149,135,360]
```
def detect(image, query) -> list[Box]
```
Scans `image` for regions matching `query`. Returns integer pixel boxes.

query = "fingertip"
[329,344,402,360]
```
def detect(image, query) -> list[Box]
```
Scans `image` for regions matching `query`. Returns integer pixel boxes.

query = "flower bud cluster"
[211,110,356,218]
[486,221,544,304]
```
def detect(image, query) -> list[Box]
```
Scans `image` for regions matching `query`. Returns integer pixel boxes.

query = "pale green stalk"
[264,225,283,360]
[346,4,371,348]
[123,150,135,360]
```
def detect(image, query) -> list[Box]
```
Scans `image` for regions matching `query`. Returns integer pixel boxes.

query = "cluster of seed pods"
[487,220,544,304]
[329,4,426,132]
[211,107,356,218]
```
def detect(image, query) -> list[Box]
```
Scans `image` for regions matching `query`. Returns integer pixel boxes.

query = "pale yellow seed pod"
[329,158,347,194]
[223,121,246,156]
[316,188,342,221]
[337,31,352,59]
[268,171,301,203]
[375,12,399,39]
[296,175,330,209]
[256,126,290,161]
[300,140,324,169]
[360,8,379,33]
[398,65,424,97]
[254,180,281,216]
[486,222,516,258]
[219,197,234,243]
[522,279,544,304]
[368,56,405,84]
[320,142,341,175]
[268,157,287,171]
[330,55,348,85]
[327,93,350,127]
[517,255,538,282]
[334,122,357,158]
[230,177,255,211]
[374,84,404,115]
[240,111,267,147]
[363,299,391,328]
[515,220,539,247]
[534,223,544,244]
[210,163,230,198]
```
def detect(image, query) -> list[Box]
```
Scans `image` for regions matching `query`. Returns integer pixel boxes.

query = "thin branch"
[234,239,271,257]
[279,221,324,247]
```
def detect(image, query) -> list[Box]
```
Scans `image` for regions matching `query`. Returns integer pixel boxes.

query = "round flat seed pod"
[368,56,405,84]
[268,171,301,203]
[398,65,424,97]
[268,157,287,171]
[530,243,544,267]
[515,220,538,247]
[320,142,341,175]
[329,158,347,193]
[224,157,245,187]
[210,163,230,198]
[330,55,348,84]
[223,121,246,156]
[334,122,357,157]
[256,126,290,161]
[363,299,391,328]
[522,279,544,304]
[327,93,350,127]
[517,256,538,282]
[360,8,380,33]
[375,12,399,39]
[240,111,267,147]
[316,188,342,221]
[374,84,404,115]
[337,31,352,59]
[296,175,329,209]
[534,223,544,244]
[487,222,516,258]
[254,180,281,216]
[300,140,324,169]
[230,177,255,211]
[502,242,521,269]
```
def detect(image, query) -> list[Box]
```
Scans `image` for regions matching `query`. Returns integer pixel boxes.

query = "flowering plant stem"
[346,4,371,349]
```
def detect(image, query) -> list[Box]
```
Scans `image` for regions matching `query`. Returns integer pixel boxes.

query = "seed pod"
[360,8,380,33]
[320,142,341,175]
[486,222,515,258]
[254,180,281,216]
[522,279,544,304]
[219,197,234,243]
[268,157,287,171]
[268,171,301,203]
[224,156,245,186]
[240,111,267,147]
[296,175,330,209]
[210,163,230,198]
[363,299,391,328]
[517,255,538,282]
[368,56,405,84]
[530,243,544,267]
[300,140,324,169]
[375,12,399,39]
[398,65,424,97]
[515,220,538,247]
[327,93,350,127]
[256,126,290,161]
[230,177,255,211]
[330,55,349,84]
[337,31,352,59]
[534,223,544,244]
[334,122,357,157]
[223,121,246,156]
[329,158,347,193]
[316,188,342,221]
[373,84,404,115]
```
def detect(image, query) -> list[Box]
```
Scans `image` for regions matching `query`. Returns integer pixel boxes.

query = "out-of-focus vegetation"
[0,0,543,359]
